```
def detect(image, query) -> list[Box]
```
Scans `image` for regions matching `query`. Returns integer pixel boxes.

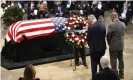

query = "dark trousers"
[90,50,105,80]
[109,50,124,76]
[74,46,87,64]
[37,11,48,19]
[119,18,130,26]
[27,14,36,20]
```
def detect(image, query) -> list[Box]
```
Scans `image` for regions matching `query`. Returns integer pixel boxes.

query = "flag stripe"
[17,23,54,32]
[14,19,52,39]
[12,21,22,39]
[16,26,55,37]
[15,29,55,42]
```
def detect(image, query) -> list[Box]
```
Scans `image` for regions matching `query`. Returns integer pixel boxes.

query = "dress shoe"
[119,75,124,79]
[83,63,89,69]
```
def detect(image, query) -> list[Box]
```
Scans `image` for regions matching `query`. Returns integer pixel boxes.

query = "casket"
[1,17,73,62]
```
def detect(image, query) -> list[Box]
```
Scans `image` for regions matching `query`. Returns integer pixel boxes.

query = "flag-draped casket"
[2,17,73,62]
[6,17,66,43]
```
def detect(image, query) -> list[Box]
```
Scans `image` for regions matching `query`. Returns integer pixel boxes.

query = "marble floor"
[0,11,133,80]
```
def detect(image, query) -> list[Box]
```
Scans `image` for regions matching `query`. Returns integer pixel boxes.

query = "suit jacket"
[27,7,35,15]
[87,21,106,51]
[120,7,133,21]
[94,67,120,80]
[107,19,126,51]
[55,5,65,14]
[90,7,103,20]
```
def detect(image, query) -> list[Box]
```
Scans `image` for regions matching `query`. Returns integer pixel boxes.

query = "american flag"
[6,17,67,43]
[51,17,67,33]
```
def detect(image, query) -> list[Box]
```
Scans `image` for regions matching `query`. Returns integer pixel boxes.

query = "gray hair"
[88,14,97,22]
[100,56,110,69]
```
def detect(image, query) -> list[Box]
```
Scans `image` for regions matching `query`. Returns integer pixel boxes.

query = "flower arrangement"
[1,5,24,27]
[64,13,88,48]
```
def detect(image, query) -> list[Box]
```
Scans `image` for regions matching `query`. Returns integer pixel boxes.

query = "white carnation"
[70,17,72,20]
[84,21,86,24]
[70,39,72,41]
[68,27,71,30]
[82,39,84,42]
[72,33,75,37]
[80,19,82,22]
[66,33,69,37]
[72,40,74,43]
[77,17,80,20]
[5,7,7,10]
[76,21,78,23]
[85,36,87,39]
[75,37,79,41]
[64,26,67,29]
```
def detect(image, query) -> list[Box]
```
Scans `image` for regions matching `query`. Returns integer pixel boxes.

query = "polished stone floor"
[0,11,133,80]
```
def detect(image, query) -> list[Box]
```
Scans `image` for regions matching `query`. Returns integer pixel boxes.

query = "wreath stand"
[65,10,88,71]
[70,45,77,71]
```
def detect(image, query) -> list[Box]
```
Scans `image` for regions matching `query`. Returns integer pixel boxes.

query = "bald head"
[111,12,118,21]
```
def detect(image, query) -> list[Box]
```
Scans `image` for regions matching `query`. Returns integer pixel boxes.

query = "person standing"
[119,2,133,26]
[94,56,120,80]
[74,45,88,68]
[107,12,126,79]
[87,15,106,80]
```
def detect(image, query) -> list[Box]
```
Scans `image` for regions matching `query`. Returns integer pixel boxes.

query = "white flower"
[70,39,72,41]
[64,26,67,29]
[68,27,71,30]
[82,39,84,42]
[69,23,72,25]
[76,20,78,23]
[23,9,25,13]
[72,33,75,37]
[77,40,81,45]
[77,17,80,20]
[73,18,76,20]
[86,33,87,35]
[66,33,69,37]
[84,21,86,24]
[80,19,82,22]
[5,7,7,10]
[75,37,79,41]
[85,36,87,39]
[74,25,76,27]
[72,40,74,43]
[70,17,72,20]
[8,5,11,7]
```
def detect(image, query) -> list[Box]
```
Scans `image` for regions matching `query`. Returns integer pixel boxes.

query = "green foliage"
[1,5,24,27]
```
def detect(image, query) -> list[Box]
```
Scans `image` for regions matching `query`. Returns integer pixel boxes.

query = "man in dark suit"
[87,15,106,80]
[55,1,66,17]
[107,12,126,79]
[90,4,103,20]
[119,2,133,26]
[27,2,37,20]
[94,56,120,80]
[74,46,88,68]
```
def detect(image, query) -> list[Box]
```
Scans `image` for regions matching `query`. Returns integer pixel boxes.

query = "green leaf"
[2,5,24,27]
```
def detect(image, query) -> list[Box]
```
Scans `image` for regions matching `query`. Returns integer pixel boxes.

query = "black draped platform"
[1,33,90,70]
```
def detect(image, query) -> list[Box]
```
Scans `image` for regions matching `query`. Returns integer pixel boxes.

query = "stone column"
[0,0,6,38]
